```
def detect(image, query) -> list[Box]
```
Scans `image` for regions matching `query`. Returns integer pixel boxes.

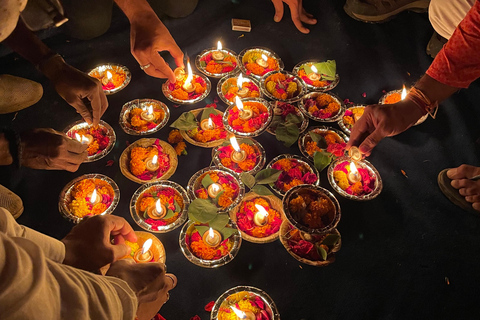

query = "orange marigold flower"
[305,140,321,156]
[139,197,155,212]
[168,129,184,144]
[171,88,189,100]
[174,142,186,155]
[289,195,306,213]
[197,189,208,199]
[384,92,401,104]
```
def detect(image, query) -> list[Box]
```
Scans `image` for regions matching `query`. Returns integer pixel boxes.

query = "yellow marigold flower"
[130,115,148,128]
[139,197,155,211]
[305,140,321,155]
[333,171,350,191]
[289,195,305,213]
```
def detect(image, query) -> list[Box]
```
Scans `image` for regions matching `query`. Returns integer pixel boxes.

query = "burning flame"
[401,85,407,100]
[207,117,213,128]
[74,133,89,144]
[235,96,244,112]
[90,189,98,204]
[311,65,318,74]
[261,54,268,61]
[254,204,269,219]
[184,59,193,87]
[229,136,241,153]
[237,74,244,88]
[155,199,162,214]
[217,41,222,50]
[141,238,153,254]
[350,162,358,176]
[230,306,247,319]
[152,155,158,165]
[210,184,220,193]
[147,105,153,115]
[208,227,214,239]
[106,71,112,80]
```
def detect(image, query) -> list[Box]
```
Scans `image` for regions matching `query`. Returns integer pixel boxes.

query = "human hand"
[129,11,184,83]
[447,164,480,212]
[346,99,424,156]
[40,54,108,126]
[62,215,137,271]
[136,273,177,320]
[271,0,317,34]
[20,128,88,172]
[106,259,175,306]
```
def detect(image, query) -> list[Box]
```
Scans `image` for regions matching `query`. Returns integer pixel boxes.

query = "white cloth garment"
[429,0,476,39]
[0,207,138,319]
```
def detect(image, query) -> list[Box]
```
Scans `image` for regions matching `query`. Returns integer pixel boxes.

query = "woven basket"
[120,138,178,184]
[230,192,285,244]
[279,220,341,267]
[179,108,227,148]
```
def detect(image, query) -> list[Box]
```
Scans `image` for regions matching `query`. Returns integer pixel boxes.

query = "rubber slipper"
[437,168,479,216]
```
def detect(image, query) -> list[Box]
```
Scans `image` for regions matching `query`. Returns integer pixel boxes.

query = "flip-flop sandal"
[437,168,479,216]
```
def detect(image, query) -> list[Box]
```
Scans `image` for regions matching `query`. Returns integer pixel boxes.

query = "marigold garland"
[304,93,341,119]
[333,161,376,196]
[228,102,269,133]
[271,158,318,193]
[264,72,300,100]
[242,51,279,76]
[222,77,260,103]
[236,197,282,238]
[129,139,171,180]
[68,178,114,218]
[126,104,165,132]
[67,126,110,156]
[136,186,184,230]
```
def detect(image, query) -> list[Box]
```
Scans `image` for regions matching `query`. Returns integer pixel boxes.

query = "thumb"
[271,0,284,22]
[71,99,93,125]
[111,243,131,261]
[359,128,384,156]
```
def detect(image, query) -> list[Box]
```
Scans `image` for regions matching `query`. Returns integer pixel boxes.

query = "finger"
[300,8,317,25]
[447,164,480,179]
[70,99,93,125]
[110,243,131,261]
[288,2,310,33]
[98,86,108,117]
[347,112,372,149]
[359,128,384,156]
[165,273,177,289]
[61,161,83,172]
[87,88,104,127]
[164,43,184,70]
[113,234,126,245]
[105,216,137,243]
[271,0,284,22]
[451,178,478,189]
[148,52,176,83]
[472,202,480,211]
[465,195,480,203]
[65,137,89,154]
[64,151,88,164]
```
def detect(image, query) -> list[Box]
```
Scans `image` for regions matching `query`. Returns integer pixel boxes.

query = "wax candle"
[236,74,249,98]
[307,65,321,81]
[75,133,93,145]
[145,155,159,172]
[90,189,101,205]
[347,161,361,184]
[147,199,167,219]
[253,204,269,226]
[235,96,253,120]
[229,136,247,163]
[140,105,155,121]
[134,238,153,263]
[102,70,113,86]
[202,227,222,247]
[200,117,216,130]
[255,54,268,68]
[182,61,195,92]
[230,306,256,320]
[207,183,223,198]
[348,146,362,162]
[212,41,225,61]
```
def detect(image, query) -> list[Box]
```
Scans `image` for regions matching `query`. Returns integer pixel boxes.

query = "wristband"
[406,87,439,119]
[35,52,64,73]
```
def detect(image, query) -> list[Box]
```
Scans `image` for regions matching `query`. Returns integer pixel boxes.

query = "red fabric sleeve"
[426,0,480,88]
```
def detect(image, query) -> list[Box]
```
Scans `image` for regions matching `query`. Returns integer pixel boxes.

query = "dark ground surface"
[1,0,480,319]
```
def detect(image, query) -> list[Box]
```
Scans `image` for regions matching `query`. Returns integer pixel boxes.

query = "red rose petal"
[361,92,366,98]
[154,314,166,320]
[106,160,114,167]
[126,140,130,146]
[204,301,215,312]
[173,104,180,108]
[190,316,201,320]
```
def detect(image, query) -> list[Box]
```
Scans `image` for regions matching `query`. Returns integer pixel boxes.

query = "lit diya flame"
[236,74,249,97]
[200,116,215,130]
[401,85,407,100]
[142,238,153,255]
[141,105,155,121]
[347,161,361,184]
[75,133,92,145]
[229,135,247,163]
[102,70,113,86]
[235,96,252,120]
[308,64,321,81]
[203,227,222,247]
[134,238,154,263]
[182,60,195,92]
[145,154,159,172]
[147,198,167,219]
[212,41,225,61]
[230,306,255,320]
[90,189,99,204]
[155,198,163,214]
[256,53,269,68]
[207,182,223,198]
[253,204,269,226]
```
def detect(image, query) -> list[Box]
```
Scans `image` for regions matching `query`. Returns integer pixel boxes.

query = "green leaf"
[309,132,328,149]
[313,151,333,172]
[200,61,207,68]
[285,113,302,124]
[269,115,283,129]
[240,172,256,189]
[322,234,340,247]
[315,60,336,81]
[143,210,148,219]
[194,225,210,236]
[163,209,175,219]
[214,190,224,204]
[174,200,181,212]
[201,107,220,121]
[201,174,215,189]
[209,214,230,230]
[255,168,282,185]
[275,122,300,147]
[251,185,273,196]
[218,226,236,239]
[170,112,198,130]
[221,138,254,147]
[316,244,328,261]
[188,199,218,223]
